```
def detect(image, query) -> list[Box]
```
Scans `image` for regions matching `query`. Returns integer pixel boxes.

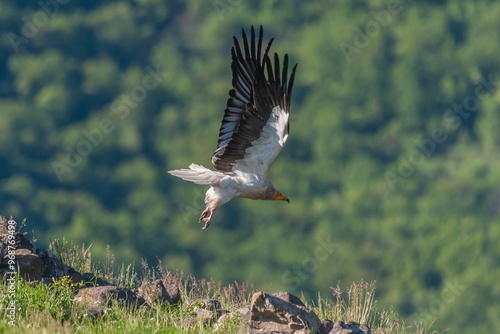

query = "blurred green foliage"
[1,1,499,332]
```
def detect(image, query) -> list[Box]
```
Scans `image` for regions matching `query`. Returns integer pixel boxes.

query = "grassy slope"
[0,238,438,334]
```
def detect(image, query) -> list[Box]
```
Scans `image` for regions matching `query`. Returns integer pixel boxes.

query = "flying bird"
[168,26,298,230]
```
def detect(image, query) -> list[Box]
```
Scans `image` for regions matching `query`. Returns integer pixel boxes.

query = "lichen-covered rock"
[247,291,321,334]
[0,232,34,253]
[81,273,113,287]
[12,248,44,280]
[319,319,372,334]
[215,305,250,332]
[74,286,142,311]
[136,279,181,307]
[271,291,306,307]
[183,298,225,327]
[164,282,181,304]
[0,232,83,283]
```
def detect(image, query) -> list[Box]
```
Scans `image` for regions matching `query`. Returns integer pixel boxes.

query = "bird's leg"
[199,207,215,231]
[199,207,210,222]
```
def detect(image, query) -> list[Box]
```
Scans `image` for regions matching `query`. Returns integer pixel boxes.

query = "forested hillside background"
[1,1,499,332]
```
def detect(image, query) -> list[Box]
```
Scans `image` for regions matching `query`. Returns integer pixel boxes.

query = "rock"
[319,319,335,333]
[74,286,142,311]
[16,248,45,280]
[271,291,306,307]
[319,320,372,334]
[0,232,34,252]
[0,233,40,280]
[215,305,251,331]
[187,298,222,314]
[0,232,84,282]
[36,248,73,283]
[216,305,250,323]
[81,273,114,287]
[183,299,225,326]
[236,305,251,319]
[215,312,232,328]
[164,282,181,304]
[63,268,84,284]
[137,279,179,307]
[11,249,44,280]
[247,291,321,334]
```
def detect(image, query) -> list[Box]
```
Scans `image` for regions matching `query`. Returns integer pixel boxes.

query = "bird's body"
[168,26,297,230]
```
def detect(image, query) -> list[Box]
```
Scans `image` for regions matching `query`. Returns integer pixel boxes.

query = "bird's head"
[273,190,290,203]
[263,184,289,203]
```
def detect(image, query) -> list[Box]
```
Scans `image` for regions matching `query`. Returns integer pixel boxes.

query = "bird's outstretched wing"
[211,26,297,178]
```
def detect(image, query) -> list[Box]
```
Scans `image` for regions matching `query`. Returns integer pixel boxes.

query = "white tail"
[168,164,222,185]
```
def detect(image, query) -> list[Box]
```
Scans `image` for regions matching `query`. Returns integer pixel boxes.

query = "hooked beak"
[273,191,290,203]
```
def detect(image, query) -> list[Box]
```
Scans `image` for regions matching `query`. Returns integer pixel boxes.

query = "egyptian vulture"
[168,26,298,230]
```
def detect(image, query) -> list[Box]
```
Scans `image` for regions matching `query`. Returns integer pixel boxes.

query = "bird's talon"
[199,208,210,222]
[201,218,211,231]
[199,208,213,230]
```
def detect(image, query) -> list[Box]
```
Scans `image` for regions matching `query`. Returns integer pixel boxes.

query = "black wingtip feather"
[257,26,263,63]
[274,53,280,87]
[282,54,289,91]
[286,63,298,110]
[250,26,256,64]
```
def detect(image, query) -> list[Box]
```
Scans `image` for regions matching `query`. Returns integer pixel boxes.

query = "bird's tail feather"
[168,164,222,185]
